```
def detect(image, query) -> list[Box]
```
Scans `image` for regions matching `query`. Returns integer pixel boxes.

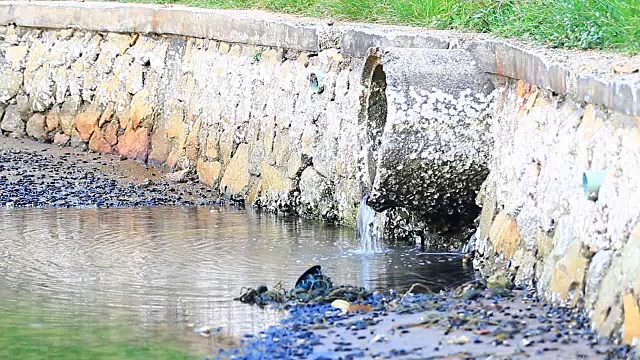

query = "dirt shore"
[0,137,221,208]
[219,289,636,360]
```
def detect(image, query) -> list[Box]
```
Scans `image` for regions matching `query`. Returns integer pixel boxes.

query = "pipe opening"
[359,55,388,191]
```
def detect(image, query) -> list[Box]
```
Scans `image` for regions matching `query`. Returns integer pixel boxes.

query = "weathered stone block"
[185,119,201,161]
[103,120,119,146]
[247,180,263,205]
[299,167,330,206]
[219,128,235,166]
[489,213,521,259]
[0,68,22,103]
[623,293,640,345]
[513,249,537,286]
[0,105,24,135]
[117,127,149,161]
[75,111,101,141]
[166,109,185,139]
[53,132,70,146]
[59,95,82,135]
[26,113,47,140]
[196,159,222,187]
[88,129,112,154]
[261,49,280,64]
[70,129,86,150]
[218,42,230,54]
[205,131,219,159]
[126,62,144,95]
[286,150,304,179]
[16,95,31,119]
[249,142,265,176]
[25,40,48,73]
[592,257,623,338]
[220,143,250,195]
[53,67,70,105]
[25,64,55,112]
[94,76,130,116]
[262,117,276,158]
[5,46,28,69]
[487,271,512,289]
[259,161,292,194]
[550,241,590,304]
[272,131,291,167]
[130,89,154,129]
[622,224,640,293]
[148,129,170,165]
[585,250,613,307]
[535,231,554,259]
[229,44,241,56]
[478,184,496,242]
[99,103,115,128]
[45,107,60,131]
[165,147,180,169]
[301,125,315,156]
[176,73,195,101]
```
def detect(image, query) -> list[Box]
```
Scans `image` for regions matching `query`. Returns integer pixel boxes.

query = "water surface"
[0,206,473,358]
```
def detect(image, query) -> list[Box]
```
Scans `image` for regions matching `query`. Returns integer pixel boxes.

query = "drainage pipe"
[362,47,496,233]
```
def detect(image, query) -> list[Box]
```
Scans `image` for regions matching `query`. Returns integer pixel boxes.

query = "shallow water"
[0,206,473,357]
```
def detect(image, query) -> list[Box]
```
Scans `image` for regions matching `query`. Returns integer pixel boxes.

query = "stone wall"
[0,3,500,239]
[0,25,366,224]
[473,78,640,344]
[0,23,495,240]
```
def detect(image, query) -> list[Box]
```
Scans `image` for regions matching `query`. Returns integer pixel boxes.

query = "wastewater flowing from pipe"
[356,193,382,253]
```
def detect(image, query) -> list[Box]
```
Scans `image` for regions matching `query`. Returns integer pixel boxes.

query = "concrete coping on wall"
[1,1,638,117]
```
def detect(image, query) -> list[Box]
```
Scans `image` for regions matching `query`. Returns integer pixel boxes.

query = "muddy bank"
[0,137,221,208]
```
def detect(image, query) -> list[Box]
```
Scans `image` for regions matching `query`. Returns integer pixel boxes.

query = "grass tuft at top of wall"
[121,0,640,53]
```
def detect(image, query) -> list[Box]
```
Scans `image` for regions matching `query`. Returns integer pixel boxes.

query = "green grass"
[0,302,195,360]
[121,0,640,53]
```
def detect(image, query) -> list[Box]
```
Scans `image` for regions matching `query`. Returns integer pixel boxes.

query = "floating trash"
[330,299,350,315]
[449,335,470,345]
[583,170,607,201]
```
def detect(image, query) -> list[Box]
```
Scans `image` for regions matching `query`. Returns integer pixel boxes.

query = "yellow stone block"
[260,161,292,194]
[220,144,250,194]
[550,241,589,304]
[624,293,640,344]
[489,213,521,259]
[196,159,222,187]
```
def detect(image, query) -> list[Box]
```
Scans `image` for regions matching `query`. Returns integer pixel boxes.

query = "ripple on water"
[0,206,474,351]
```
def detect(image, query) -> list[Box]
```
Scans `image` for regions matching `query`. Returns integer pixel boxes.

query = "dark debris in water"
[234,266,371,307]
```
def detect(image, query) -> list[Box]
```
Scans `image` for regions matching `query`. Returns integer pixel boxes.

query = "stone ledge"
[467,41,640,117]
[0,1,322,51]
[1,1,638,117]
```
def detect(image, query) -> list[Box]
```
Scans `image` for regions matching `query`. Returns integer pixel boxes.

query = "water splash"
[462,233,476,254]
[356,193,382,253]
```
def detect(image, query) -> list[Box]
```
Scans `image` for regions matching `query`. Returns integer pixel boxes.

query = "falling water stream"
[356,194,382,253]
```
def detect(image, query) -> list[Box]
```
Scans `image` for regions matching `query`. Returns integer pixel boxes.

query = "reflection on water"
[0,206,474,355]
